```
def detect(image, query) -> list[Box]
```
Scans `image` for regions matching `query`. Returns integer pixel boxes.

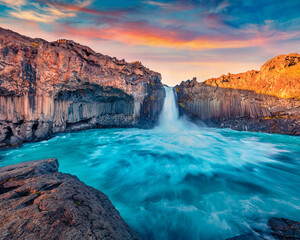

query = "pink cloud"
[58,22,300,51]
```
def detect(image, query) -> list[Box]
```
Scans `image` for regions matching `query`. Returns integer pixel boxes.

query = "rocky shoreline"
[0,159,141,240]
[0,27,165,148]
[175,54,300,135]
[1,159,299,240]
[0,25,299,240]
[0,27,299,148]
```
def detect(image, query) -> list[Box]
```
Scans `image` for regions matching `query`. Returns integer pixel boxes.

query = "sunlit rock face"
[0,27,164,147]
[205,53,300,99]
[176,54,300,135]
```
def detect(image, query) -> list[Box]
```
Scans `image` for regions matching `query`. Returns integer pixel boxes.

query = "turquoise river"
[0,87,299,239]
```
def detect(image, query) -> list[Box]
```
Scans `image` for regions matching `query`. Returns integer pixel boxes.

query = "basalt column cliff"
[176,54,300,135]
[0,28,164,148]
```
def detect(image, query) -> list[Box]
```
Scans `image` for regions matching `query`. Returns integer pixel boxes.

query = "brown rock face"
[205,53,300,99]
[176,58,300,135]
[0,28,161,99]
[0,27,164,147]
[0,159,141,240]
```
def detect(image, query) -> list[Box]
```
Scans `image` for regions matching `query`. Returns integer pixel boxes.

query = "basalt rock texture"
[175,54,300,135]
[0,27,164,147]
[0,158,141,240]
[205,53,300,99]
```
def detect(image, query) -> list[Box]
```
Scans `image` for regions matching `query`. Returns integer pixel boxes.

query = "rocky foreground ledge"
[0,160,299,239]
[0,159,141,240]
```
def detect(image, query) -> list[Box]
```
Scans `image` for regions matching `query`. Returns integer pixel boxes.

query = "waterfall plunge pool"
[0,87,299,239]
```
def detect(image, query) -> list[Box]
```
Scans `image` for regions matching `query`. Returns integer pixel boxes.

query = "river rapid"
[0,87,299,239]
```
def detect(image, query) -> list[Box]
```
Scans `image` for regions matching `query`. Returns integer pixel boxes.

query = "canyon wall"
[205,53,300,99]
[176,54,300,135]
[0,27,164,147]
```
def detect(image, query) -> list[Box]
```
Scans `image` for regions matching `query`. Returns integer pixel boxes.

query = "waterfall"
[158,86,182,131]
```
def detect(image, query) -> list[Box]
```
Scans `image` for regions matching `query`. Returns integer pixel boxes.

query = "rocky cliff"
[0,158,141,240]
[175,54,300,135]
[0,27,164,147]
[205,53,300,99]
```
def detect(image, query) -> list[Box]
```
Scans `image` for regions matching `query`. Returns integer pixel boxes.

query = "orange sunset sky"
[0,0,299,85]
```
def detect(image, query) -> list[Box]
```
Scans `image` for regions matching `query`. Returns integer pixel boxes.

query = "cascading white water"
[158,86,182,130]
[1,97,299,239]
[158,86,198,131]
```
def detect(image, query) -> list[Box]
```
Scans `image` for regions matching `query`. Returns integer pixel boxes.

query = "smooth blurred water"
[0,87,299,239]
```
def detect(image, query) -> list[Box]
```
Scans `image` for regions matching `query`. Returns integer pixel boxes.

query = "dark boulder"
[227,217,300,240]
[269,217,300,239]
[0,159,141,240]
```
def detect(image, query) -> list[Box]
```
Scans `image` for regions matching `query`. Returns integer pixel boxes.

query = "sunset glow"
[0,0,299,85]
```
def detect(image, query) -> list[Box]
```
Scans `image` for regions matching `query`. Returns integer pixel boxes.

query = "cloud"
[0,16,61,40]
[34,0,128,17]
[8,4,76,23]
[59,20,299,51]
[145,0,231,12]
[0,0,25,7]
[215,0,230,12]
[143,0,194,11]
[55,24,243,50]
[143,1,172,7]
[204,13,226,28]
[142,0,194,12]
[1,0,92,22]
